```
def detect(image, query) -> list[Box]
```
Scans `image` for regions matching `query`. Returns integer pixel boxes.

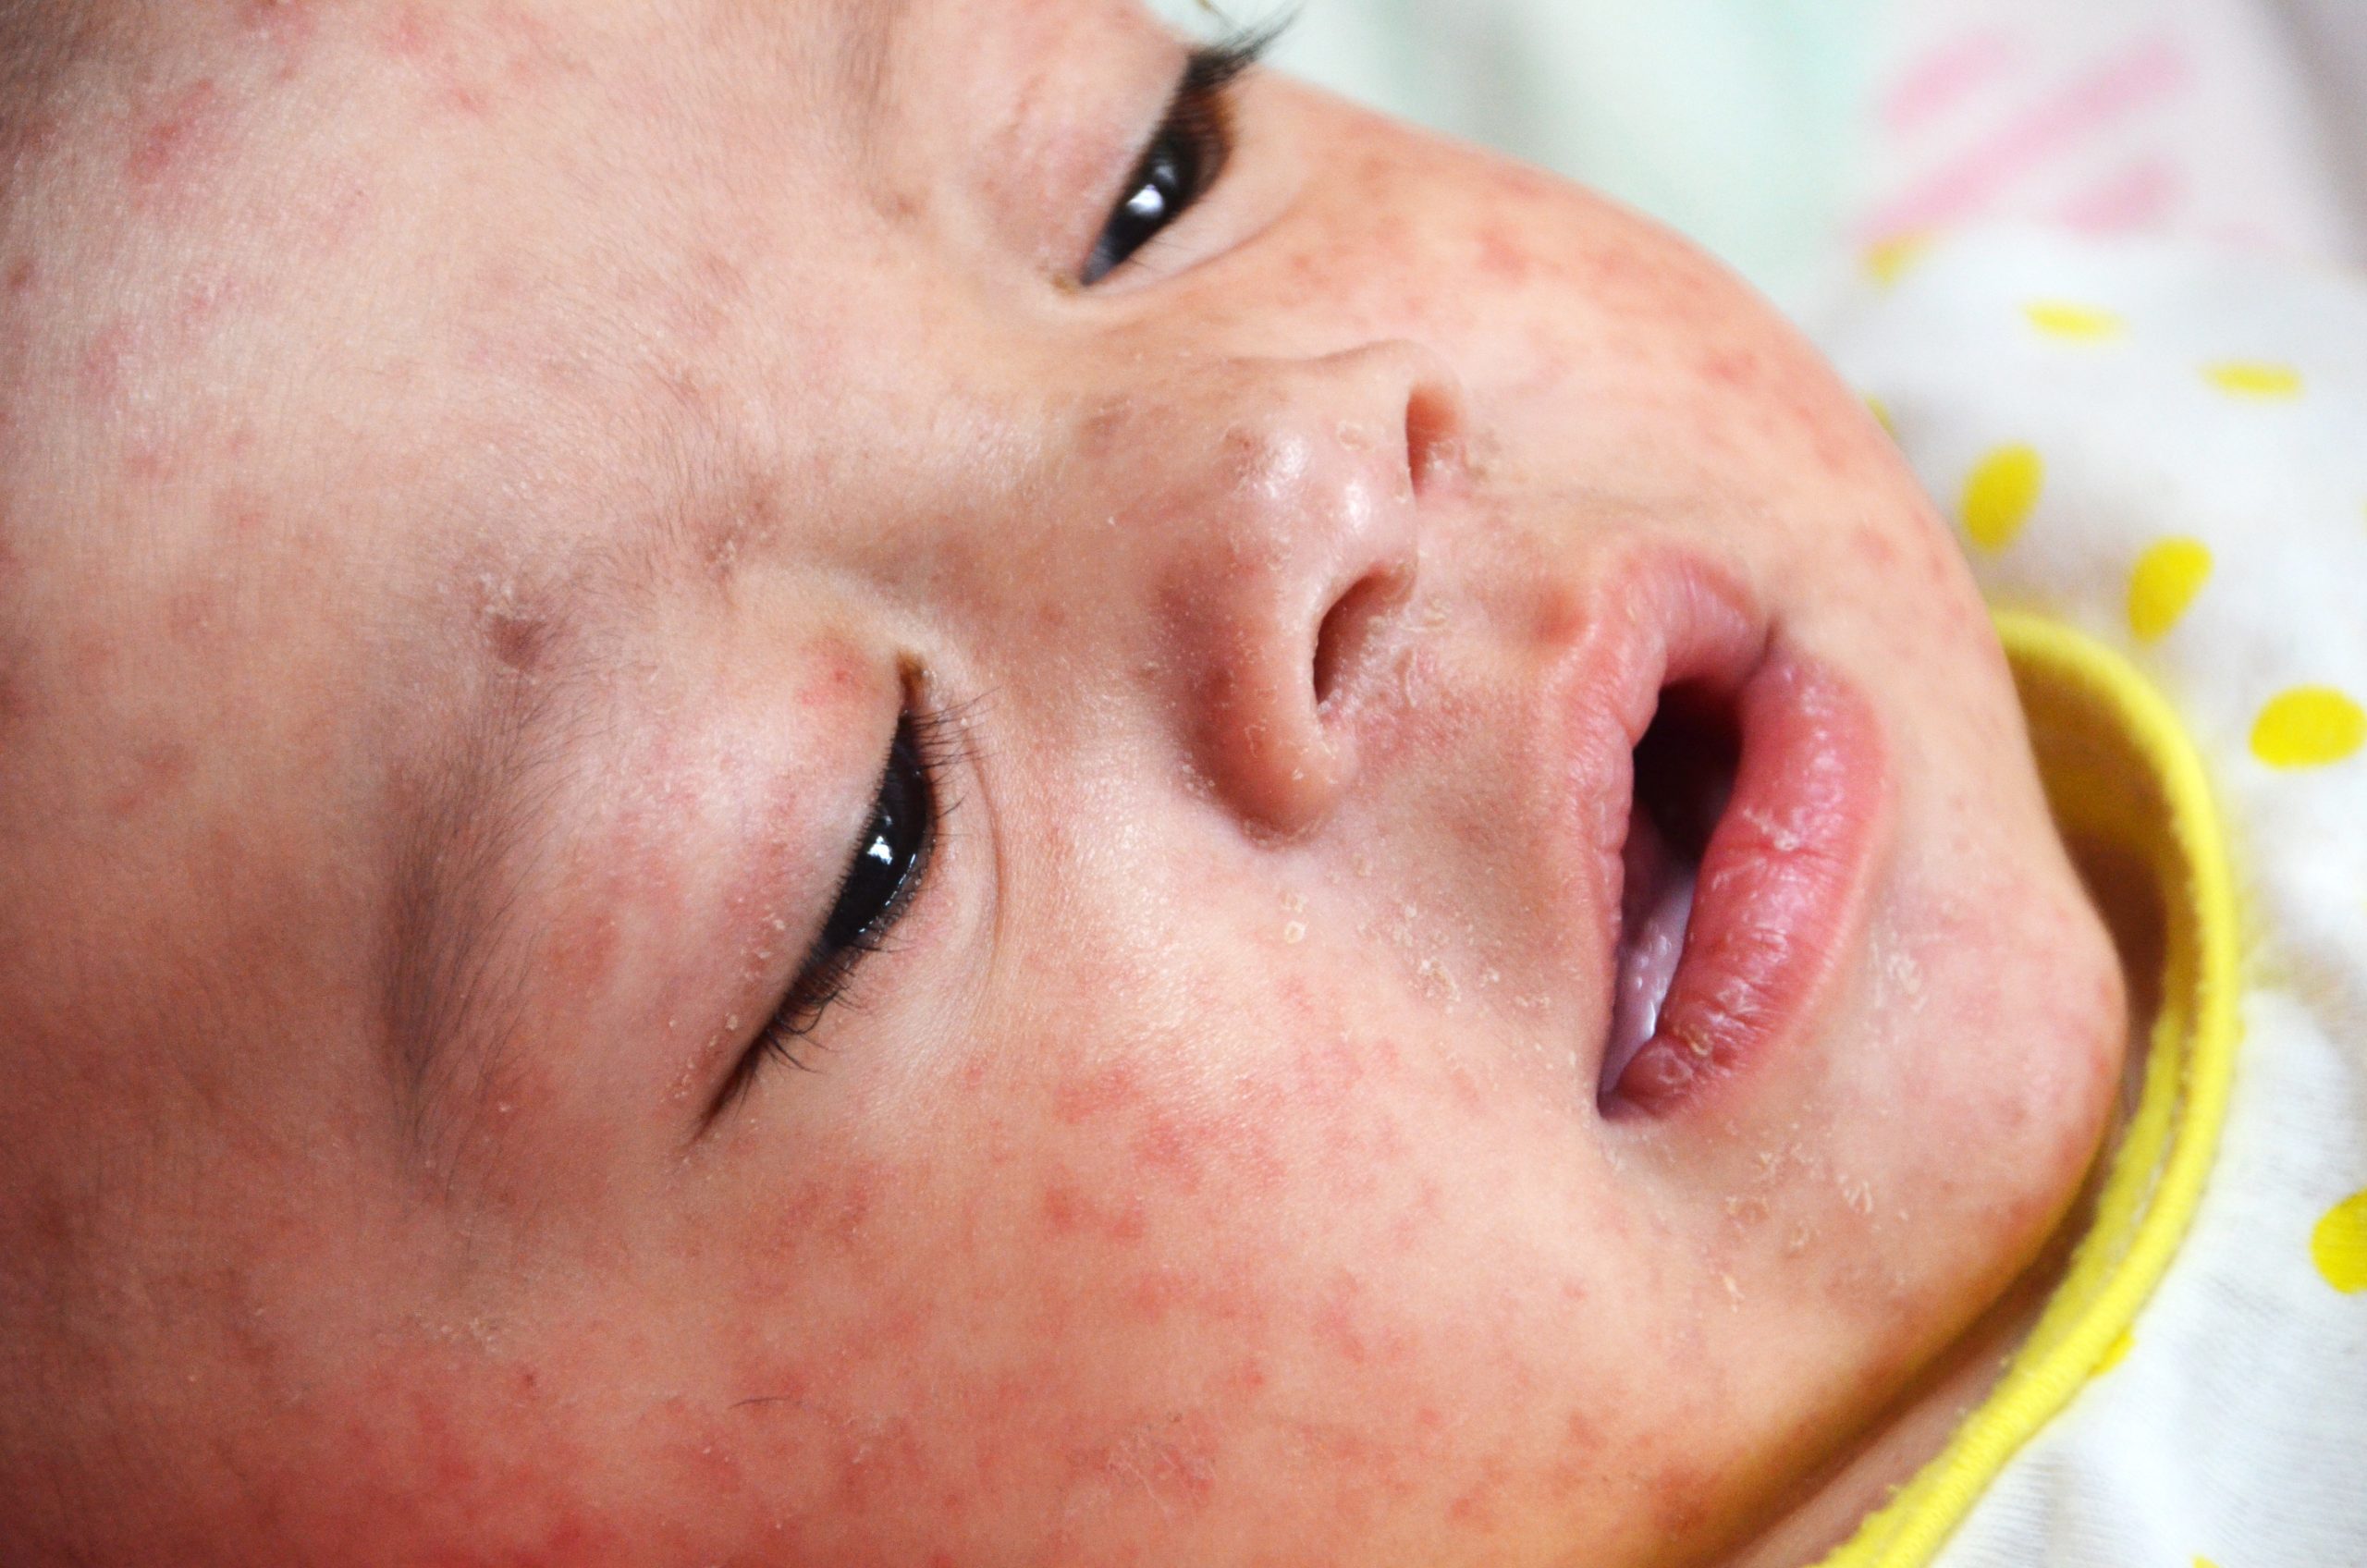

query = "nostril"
[1312,568,1412,713]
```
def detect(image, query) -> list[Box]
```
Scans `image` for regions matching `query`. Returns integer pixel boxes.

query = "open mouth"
[1600,684,1737,1103]
[1592,647,1888,1117]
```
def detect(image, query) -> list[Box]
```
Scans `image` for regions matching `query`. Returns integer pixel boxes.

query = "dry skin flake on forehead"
[0,4,2127,1565]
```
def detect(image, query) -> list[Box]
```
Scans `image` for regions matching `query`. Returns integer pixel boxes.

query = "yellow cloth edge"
[1812,611,2242,1567]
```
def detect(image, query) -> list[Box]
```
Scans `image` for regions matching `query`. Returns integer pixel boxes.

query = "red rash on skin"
[1040,1176,1148,1243]
[78,318,138,405]
[239,0,323,74]
[125,80,225,193]
[104,741,196,820]
[378,2,580,120]
[0,2,2137,1563]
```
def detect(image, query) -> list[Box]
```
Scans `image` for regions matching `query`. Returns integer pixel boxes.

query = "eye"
[1083,116,1219,284]
[817,717,933,959]
[718,709,950,1110]
[1079,27,1284,285]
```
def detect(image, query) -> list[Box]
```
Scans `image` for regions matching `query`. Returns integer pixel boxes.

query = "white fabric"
[1819,230,2367,1565]
[1168,1,2367,309]
[1858,0,2360,259]
[1156,0,1884,306]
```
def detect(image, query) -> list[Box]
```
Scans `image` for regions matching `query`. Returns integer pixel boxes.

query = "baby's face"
[0,2,2128,1562]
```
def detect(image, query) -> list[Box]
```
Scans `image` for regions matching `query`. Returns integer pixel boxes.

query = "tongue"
[1600,807,1697,1101]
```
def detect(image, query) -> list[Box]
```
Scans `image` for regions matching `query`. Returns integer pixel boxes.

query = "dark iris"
[706,714,944,1120]
[820,723,930,954]
[1083,123,1208,284]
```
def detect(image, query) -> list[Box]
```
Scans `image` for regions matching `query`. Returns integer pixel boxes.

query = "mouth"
[1599,684,1733,1101]
[1565,567,1890,1118]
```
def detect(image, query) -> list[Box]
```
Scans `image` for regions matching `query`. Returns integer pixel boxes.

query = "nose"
[1146,340,1468,836]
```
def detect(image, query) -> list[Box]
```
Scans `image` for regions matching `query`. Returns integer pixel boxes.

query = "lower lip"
[1600,650,1889,1117]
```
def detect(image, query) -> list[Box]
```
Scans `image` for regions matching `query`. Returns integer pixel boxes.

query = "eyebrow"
[839,0,913,136]
[379,618,591,1174]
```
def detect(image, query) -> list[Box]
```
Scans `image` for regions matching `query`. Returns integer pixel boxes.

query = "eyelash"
[1079,20,1289,285]
[713,702,973,1115]
[708,27,1284,1120]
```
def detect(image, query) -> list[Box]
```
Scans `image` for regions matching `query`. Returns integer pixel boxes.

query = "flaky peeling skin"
[0,2,2129,1565]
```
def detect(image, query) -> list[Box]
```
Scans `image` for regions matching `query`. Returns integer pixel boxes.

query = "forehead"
[6,0,1183,603]
[0,0,1242,882]
[0,0,1180,800]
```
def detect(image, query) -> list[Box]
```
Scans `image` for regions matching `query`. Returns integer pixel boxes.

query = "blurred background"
[1158,0,2367,316]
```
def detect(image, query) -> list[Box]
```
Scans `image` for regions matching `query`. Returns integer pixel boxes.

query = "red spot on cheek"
[1446,1465,1509,1527]
[106,741,194,819]
[0,669,31,732]
[1852,524,1903,571]
[382,4,442,59]
[1220,1356,1269,1396]
[121,437,179,484]
[830,1414,928,1515]
[440,80,492,118]
[1039,1179,1147,1244]
[172,275,247,339]
[1383,1177,1445,1251]
[1313,1280,1371,1366]
[1051,1062,1143,1125]
[546,909,621,996]
[5,260,32,296]
[1697,348,1762,390]
[794,658,865,711]
[9,114,58,165]
[125,80,222,191]
[1288,1034,1371,1113]
[380,5,495,118]
[79,321,136,404]
[1128,1110,1206,1193]
[298,175,378,258]
[821,1161,882,1240]
[1477,224,1538,286]
[1040,1182,1084,1235]
[244,0,320,70]
[213,488,271,541]
[166,583,222,643]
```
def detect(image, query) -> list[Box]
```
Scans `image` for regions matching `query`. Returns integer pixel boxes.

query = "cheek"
[1805,821,2125,1331]
[625,904,1720,1562]
[1362,165,1885,498]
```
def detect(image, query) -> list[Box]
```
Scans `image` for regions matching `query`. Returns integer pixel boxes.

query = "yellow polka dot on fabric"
[2025,301,2125,341]
[2128,538,2213,642]
[1865,233,1933,287]
[1962,445,2044,552]
[2091,1327,2135,1375]
[2252,687,2367,768]
[2203,361,2304,398]
[2314,1189,2367,1292]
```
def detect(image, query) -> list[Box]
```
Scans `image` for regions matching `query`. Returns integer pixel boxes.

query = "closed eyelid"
[698,685,987,1128]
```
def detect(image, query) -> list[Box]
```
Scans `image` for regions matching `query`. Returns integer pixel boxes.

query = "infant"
[0,2,2140,1563]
